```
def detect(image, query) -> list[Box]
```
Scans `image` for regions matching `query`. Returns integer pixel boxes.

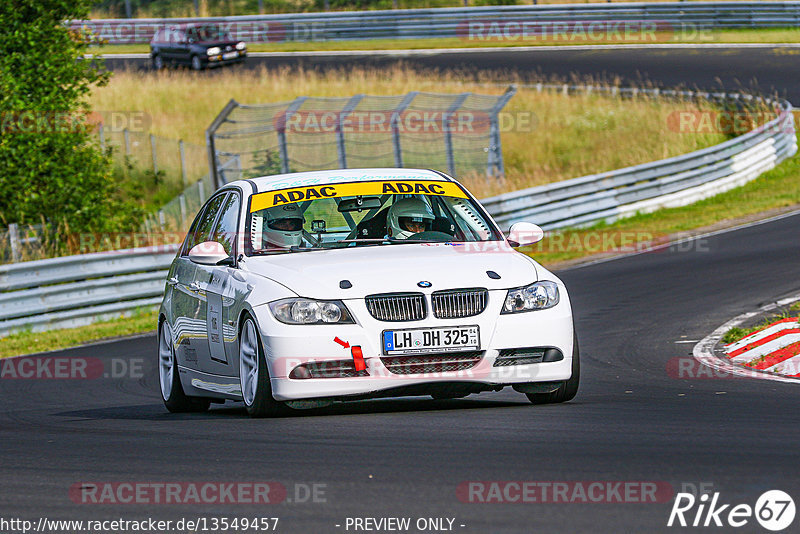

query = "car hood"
[241,242,538,300]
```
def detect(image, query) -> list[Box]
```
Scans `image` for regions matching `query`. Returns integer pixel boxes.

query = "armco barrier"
[74,2,800,45]
[0,245,179,336]
[482,87,797,229]
[0,88,795,336]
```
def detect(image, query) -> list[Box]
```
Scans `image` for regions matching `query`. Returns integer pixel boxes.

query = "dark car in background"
[150,24,246,71]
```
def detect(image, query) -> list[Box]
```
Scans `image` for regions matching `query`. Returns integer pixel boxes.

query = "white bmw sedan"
[158,168,579,417]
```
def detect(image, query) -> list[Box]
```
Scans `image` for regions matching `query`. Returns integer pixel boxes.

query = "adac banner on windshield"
[250,180,468,212]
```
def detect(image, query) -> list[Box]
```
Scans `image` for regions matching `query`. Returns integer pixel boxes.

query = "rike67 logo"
[668,490,796,531]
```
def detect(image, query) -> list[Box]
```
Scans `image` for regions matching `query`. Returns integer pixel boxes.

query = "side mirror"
[507,222,544,247]
[189,241,230,265]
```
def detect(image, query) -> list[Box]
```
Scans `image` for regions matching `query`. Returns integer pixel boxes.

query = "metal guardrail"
[0,87,795,337]
[74,2,800,45]
[0,245,179,336]
[482,86,797,230]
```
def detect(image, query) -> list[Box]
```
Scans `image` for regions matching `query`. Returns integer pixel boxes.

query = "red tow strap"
[351,346,367,372]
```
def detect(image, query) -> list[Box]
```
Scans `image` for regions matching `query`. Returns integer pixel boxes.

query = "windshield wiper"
[335,238,392,244]
[250,246,320,255]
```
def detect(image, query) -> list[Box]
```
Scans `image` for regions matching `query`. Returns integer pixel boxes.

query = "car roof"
[233,168,453,193]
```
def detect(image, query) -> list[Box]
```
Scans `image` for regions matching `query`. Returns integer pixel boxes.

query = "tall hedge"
[0,0,137,239]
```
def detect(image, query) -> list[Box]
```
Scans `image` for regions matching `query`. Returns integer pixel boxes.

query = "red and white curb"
[693,293,800,384]
[724,318,800,375]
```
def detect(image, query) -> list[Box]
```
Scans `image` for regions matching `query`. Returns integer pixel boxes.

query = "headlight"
[235,41,246,50]
[206,47,221,56]
[502,281,559,314]
[269,298,355,325]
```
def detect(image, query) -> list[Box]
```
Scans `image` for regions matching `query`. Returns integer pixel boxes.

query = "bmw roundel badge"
[417,281,432,288]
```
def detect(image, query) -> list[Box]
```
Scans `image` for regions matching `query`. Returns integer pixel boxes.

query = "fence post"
[98,123,105,150]
[444,93,471,177]
[336,94,365,169]
[158,210,166,231]
[179,194,187,225]
[198,179,205,204]
[123,128,131,155]
[206,99,240,189]
[179,139,188,187]
[277,96,308,175]
[150,134,158,176]
[391,92,418,168]
[486,85,517,179]
[8,223,21,263]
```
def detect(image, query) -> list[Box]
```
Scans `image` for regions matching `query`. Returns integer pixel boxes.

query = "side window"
[184,193,226,255]
[212,192,241,256]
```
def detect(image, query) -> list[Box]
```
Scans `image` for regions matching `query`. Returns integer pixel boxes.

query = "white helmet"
[263,204,304,248]
[387,198,434,239]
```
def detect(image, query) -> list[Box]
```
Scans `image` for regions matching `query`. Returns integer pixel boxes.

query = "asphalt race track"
[3,47,800,532]
[106,46,800,101]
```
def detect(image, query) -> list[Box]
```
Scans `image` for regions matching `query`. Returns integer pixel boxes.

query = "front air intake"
[365,293,426,322]
[432,288,488,319]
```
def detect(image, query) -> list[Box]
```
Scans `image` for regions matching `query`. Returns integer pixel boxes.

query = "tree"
[0,0,137,243]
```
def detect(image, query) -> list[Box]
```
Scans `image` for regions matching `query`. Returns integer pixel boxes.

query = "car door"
[194,190,243,375]
[179,192,228,369]
[162,27,186,64]
[168,201,210,371]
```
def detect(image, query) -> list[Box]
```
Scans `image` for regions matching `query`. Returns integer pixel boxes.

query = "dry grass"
[89,65,728,197]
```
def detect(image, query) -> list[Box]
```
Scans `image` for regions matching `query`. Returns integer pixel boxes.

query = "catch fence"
[207,87,517,187]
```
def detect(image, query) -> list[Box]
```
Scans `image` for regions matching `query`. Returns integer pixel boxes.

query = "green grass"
[93,28,800,56]
[0,308,158,359]
[519,149,800,265]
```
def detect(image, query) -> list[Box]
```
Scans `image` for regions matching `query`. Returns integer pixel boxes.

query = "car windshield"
[246,179,502,255]
[189,25,233,42]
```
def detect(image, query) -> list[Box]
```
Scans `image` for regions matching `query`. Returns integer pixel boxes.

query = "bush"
[0,0,142,247]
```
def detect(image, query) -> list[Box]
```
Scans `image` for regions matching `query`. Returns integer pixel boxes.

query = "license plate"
[382,326,479,355]
[223,51,238,60]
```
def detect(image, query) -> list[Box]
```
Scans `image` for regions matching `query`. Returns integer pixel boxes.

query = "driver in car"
[387,198,435,239]
[262,204,304,248]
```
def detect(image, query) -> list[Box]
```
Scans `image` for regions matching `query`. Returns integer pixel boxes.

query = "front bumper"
[205,51,246,67]
[252,287,574,401]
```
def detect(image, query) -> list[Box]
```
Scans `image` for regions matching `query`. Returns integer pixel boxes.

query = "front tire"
[526,332,580,405]
[152,54,164,70]
[158,320,210,413]
[239,316,286,418]
[190,55,202,71]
